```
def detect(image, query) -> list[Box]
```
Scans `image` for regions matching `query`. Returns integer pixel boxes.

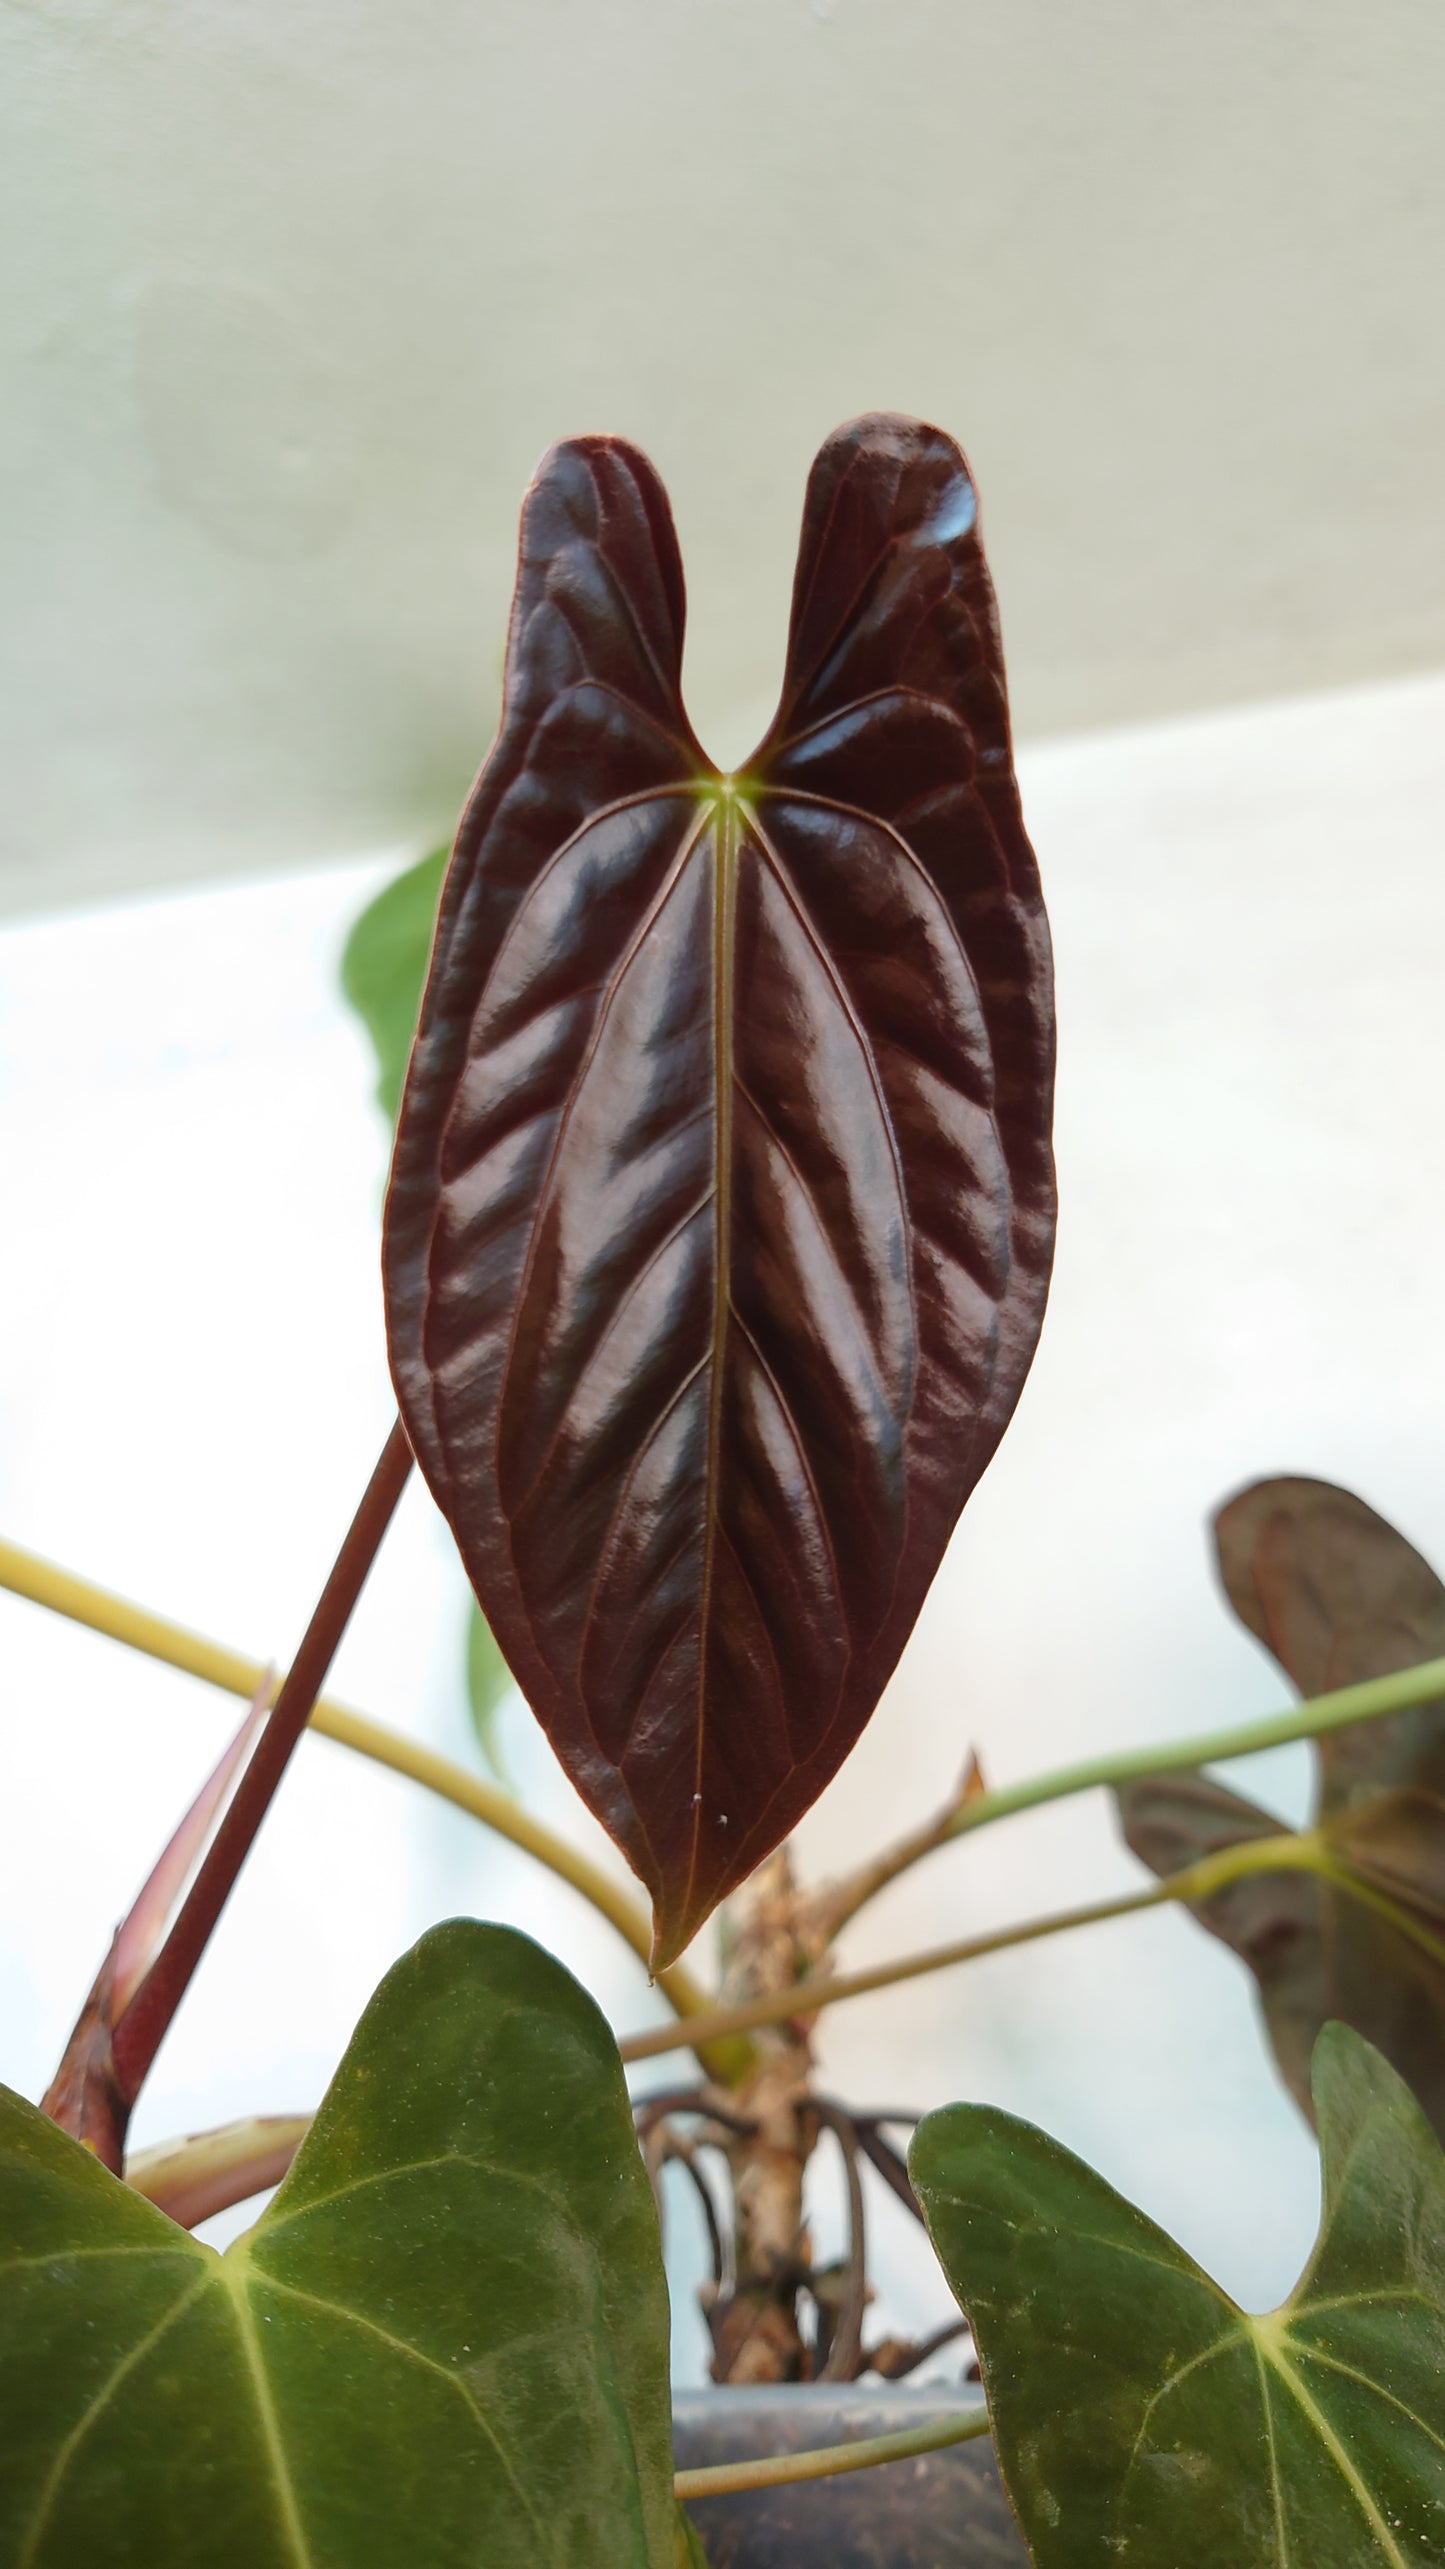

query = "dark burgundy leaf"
[384,417,1055,1961]
[1118,1477,1445,2135]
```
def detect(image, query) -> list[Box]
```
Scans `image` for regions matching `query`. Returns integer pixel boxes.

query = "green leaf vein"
[221,2259,313,2569]
[18,2270,212,2568]
[253,2272,548,2545]
[1260,2331,1412,2568]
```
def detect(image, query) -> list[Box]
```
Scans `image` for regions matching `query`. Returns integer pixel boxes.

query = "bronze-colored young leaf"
[1215,1475,1445,1806]
[383,416,1056,1962]
[1120,1478,1445,2134]
[0,1922,675,2567]
[912,2024,1445,2565]
[1119,1768,1330,2116]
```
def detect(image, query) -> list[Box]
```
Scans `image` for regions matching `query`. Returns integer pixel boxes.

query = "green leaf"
[341,852,517,1779]
[0,1921,675,2567]
[340,846,447,1123]
[466,1598,515,1786]
[911,2024,1445,2565]
[672,2503,709,2565]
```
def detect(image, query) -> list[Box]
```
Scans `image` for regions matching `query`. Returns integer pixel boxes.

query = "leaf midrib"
[220,2251,313,2569]
[1252,2313,1414,2568]
[1117,2294,1440,2565]
[684,789,738,1926]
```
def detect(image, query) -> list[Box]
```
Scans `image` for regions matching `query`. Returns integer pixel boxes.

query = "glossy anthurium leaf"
[1119,1478,1445,2134]
[0,1922,674,2568]
[912,2024,1445,2566]
[383,415,1056,1962]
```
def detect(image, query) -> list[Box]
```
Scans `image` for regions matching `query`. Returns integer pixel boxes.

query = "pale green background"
[2,0,1443,911]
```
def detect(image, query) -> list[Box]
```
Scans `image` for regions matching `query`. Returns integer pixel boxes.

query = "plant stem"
[816,1649,1445,1932]
[125,2115,312,2230]
[111,1423,415,2102]
[806,1753,984,1947]
[619,1831,1321,2064]
[1315,1851,1445,1968]
[947,1657,1445,1846]
[0,1528,720,2041]
[672,2406,990,2500]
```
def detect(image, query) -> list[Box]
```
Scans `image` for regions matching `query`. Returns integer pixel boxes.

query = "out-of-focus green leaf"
[1119,1477,1445,2136]
[912,2024,1445,2566]
[466,1598,515,1785]
[341,849,516,1767]
[0,1921,675,2568]
[340,845,447,1122]
[672,2502,709,2565]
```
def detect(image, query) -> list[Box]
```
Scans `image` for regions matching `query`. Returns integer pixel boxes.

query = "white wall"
[4,0,1444,912]
[2,662,1441,2377]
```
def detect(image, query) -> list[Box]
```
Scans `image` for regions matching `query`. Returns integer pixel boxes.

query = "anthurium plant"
[3,415,1444,2566]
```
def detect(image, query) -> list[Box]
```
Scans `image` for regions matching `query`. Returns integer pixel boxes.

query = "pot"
[671,2384,1026,2566]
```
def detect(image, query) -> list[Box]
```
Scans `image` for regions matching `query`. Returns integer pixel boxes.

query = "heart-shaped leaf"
[1119,1479,1445,2134]
[383,414,1056,1962]
[1,1921,675,2567]
[911,2024,1445,2565]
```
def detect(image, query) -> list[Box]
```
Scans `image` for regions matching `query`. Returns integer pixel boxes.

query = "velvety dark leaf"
[912,2024,1445,2566]
[383,415,1056,1962]
[1119,1478,1445,2136]
[1,1922,675,2568]
[341,846,447,1122]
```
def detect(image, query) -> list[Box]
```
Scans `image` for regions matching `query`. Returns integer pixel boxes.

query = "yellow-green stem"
[619,1830,1324,2064]
[673,2406,990,2500]
[947,1657,1445,1846]
[0,1534,725,2049]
